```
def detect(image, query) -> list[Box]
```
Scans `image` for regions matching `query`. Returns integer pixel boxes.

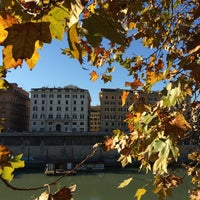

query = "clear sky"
[0,38,137,106]
[0,33,164,106]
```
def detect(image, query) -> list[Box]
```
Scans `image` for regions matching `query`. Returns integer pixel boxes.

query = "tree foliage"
[0,0,200,199]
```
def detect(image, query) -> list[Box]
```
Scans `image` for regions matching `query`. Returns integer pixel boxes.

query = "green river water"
[0,168,191,200]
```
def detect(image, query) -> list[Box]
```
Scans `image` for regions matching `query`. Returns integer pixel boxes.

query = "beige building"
[99,88,160,133]
[29,85,91,133]
[0,83,30,132]
[89,106,100,132]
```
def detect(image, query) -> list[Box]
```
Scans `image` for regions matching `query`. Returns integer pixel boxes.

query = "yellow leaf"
[134,188,146,200]
[90,71,99,82]
[146,70,163,86]
[0,14,18,43]
[121,90,130,107]
[67,23,82,63]
[128,22,136,30]
[3,45,23,69]
[25,41,42,70]
[118,177,133,189]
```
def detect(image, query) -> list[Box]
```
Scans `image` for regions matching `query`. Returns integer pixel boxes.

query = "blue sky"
[1,39,136,106]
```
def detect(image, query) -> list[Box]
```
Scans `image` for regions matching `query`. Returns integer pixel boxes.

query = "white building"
[29,85,91,133]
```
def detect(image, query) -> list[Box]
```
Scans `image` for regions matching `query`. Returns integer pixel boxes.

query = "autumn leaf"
[52,185,76,200]
[102,136,114,151]
[25,41,43,70]
[67,23,82,63]
[0,14,18,44]
[101,74,112,83]
[82,8,127,47]
[67,0,84,28]
[118,177,133,188]
[134,188,146,200]
[2,22,51,60]
[146,70,163,86]
[1,166,14,182]
[42,6,69,40]
[3,45,23,69]
[90,71,99,82]
[121,90,130,106]
[169,113,191,131]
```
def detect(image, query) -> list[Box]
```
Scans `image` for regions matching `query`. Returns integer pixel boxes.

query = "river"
[0,168,191,200]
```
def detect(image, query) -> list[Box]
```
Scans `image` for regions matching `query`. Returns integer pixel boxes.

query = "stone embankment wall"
[0,132,198,168]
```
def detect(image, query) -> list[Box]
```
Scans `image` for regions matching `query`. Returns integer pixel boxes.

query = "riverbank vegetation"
[0,0,200,199]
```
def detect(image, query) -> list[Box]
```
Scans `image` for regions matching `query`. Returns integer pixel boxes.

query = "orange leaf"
[3,46,23,69]
[0,14,18,43]
[121,90,129,106]
[90,71,99,82]
[146,70,163,86]
[156,59,164,70]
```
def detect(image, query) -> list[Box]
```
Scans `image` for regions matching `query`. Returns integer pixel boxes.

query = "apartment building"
[0,83,30,132]
[89,106,100,132]
[99,88,160,133]
[29,85,91,133]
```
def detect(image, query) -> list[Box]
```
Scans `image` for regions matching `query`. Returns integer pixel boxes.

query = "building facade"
[99,88,160,133]
[0,83,30,132]
[29,85,91,133]
[89,106,100,132]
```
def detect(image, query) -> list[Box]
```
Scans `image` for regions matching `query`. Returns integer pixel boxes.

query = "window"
[32,114,37,119]
[50,100,53,104]
[34,100,37,104]
[41,106,45,111]
[57,94,62,98]
[81,100,84,105]
[48,114,53,119]
[33,94,38,98]
[73,100,76,104]
[73,94,77,98]
[72,122,77,125]
[49,106,52,111]
[73,107,76,111]
[80,122,84,125]
[57,107,61,111]
[58,100,61,104]
[81,107,84,111]
[80,114,84,119]
[42,100,45,104]
[41,94,46,98]
[65,107,68,111]
[73,114,77,119]
[64,114,69,119]
[49,94,54,98]
[66,100,68,104]
[56,114,61,119]
[33,106,38,111]
[65,94,70,98]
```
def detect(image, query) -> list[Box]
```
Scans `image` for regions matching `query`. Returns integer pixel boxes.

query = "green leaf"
[82,9,127,47]
[2,22,51,59]
[42,6,69,40]
[118,177,133,188]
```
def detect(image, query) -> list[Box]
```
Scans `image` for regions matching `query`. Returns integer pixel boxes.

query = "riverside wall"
[0,132,120,168]
[0,132,198,168]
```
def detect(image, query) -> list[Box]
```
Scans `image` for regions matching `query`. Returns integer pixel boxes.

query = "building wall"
[89,106,100,132]
[29,85,91,133]
[0,83,30,132]
[99,88,160,133]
